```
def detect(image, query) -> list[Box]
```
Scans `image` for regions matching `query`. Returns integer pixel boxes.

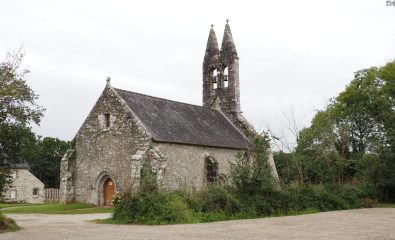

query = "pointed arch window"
[205,157,218,186]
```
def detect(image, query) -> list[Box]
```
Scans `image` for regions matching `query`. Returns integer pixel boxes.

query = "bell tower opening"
[212,69,218,89]
[223,66,228,88]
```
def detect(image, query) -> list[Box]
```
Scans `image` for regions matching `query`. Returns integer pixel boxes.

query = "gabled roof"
[10,162,30,169]
[114,88,249,149]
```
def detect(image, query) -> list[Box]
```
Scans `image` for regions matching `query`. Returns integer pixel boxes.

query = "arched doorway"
[96,171,118,207]
[103,178,115,206]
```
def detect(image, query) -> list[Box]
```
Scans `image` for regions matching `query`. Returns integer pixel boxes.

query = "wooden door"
[103,178,115,206]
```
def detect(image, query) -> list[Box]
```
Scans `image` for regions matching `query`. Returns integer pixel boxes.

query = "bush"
[113,191,195,225]
[111,134,383,225]
[112,182,380,225]
[286,185,349,211]
[0,212,19,233]
[198,187,240,214]
[359,198,377,208]
[112,192,135,223]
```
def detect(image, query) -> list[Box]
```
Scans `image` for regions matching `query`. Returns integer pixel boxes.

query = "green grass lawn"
[0,203,113,214]
[0,203,40,209]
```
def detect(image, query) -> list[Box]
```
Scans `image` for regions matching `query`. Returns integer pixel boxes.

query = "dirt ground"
[2,208,395,240]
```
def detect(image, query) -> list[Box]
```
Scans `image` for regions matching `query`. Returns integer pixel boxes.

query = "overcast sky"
[1,0,394,144]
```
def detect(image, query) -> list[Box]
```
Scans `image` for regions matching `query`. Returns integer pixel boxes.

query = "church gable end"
[63,81,152,204]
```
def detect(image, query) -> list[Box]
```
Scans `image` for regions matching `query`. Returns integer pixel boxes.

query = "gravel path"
[2,208,395,240]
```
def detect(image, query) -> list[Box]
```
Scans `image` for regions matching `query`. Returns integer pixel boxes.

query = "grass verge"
[0,212,20,233]
[0,203,38,209]
[374,203,395,208]
[96,207,320,225]
[0,203,113,214]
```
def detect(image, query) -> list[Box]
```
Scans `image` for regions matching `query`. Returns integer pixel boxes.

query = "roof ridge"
[114,87,218,112]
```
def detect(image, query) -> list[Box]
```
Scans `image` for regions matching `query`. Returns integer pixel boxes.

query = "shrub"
[0,212,19,233]
[112,192,135,223]
[359,198,377,208]
[198,187,241,214]
[230,134,277,198]
[113,191,196,225]
[135,191,194,224]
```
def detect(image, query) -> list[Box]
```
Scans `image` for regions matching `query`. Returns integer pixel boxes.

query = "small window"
[104,113,110,128]
[32,188,39,196]
[11,171,17,179]
[206,157,218,186]
[11,190,17,199]
[223,67,229,88]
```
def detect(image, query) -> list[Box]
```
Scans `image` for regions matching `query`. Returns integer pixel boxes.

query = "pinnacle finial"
[221,20,237,56]
[106,77,111,85]
[211,24,214,30]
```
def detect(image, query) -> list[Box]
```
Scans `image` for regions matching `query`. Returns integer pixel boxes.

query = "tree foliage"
[25,137,71,188]
[274,60,395,200]
[230,133,276,197]
[0,51,44,127]
[0,51,45,193]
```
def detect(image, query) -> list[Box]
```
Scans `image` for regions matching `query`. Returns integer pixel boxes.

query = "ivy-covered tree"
[0,51,44,194]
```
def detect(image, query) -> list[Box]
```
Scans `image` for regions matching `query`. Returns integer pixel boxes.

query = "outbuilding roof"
[114,88,249,149]
[10,162,30,169]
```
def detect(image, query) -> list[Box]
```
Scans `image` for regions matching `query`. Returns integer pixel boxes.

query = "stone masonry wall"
[155,142,243,190]
[72,84,150,205]
[4,169,45,203]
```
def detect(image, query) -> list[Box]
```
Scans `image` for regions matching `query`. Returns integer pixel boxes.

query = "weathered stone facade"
[60,22,278,206]
[61,83,151,205]
[156,143,241,190]
[4,168,45,203]
[60,81,246,205]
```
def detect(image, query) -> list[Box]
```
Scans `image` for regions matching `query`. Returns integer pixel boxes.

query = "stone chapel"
[60,22,272,206]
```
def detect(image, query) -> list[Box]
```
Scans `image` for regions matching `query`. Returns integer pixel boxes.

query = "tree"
[10,133,71,188]
[0,50,44,194]
[294,60,395,191]
[270,110,315,184]
[0,51,44,127]
[230,133,276,197]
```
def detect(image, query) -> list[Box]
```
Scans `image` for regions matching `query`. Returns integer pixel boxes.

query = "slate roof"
[114,88,249,149]
[10,162,30,169]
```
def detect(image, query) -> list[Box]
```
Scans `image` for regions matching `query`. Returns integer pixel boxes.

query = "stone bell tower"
[203,20,240,114]
[203,20,256,137]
